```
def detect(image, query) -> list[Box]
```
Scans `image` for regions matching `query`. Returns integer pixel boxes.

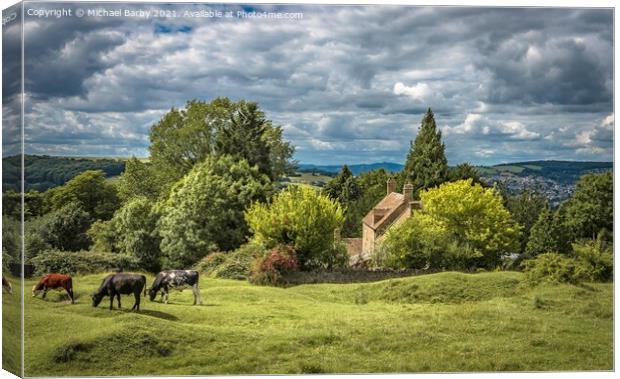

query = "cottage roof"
[362,192,407,231]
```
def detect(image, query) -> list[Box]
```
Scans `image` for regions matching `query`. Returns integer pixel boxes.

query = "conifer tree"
[525,207,571,258]
[403,108,448,193]
[323,165,361,205]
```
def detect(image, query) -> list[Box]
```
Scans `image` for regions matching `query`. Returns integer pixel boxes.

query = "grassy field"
[7,271,613,375]
[2,276,21,376]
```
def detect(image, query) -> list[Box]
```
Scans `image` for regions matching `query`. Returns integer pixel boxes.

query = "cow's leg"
[164,289,169,304]
[117,293,121,309]
[109,295,114,310]
[66,287,74,304]
[133,291,140,311]
[41,286,48,299]
[192,284,201,305]
[160,291,165,302]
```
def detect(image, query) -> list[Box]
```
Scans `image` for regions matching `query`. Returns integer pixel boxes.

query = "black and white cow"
[148,270,202,305]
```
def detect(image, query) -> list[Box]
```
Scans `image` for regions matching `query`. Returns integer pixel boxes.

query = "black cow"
[92,273,146,311]
[149,270,202,305]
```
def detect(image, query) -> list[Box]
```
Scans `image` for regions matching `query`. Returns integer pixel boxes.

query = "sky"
[2,2,614,165]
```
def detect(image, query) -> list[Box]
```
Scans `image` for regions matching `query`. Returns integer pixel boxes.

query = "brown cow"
[32,274,74,304]
[2,274,12,295]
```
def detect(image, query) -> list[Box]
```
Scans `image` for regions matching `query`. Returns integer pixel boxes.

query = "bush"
[522,237,613,285]
[195,243,261,280]
[522,253,580,284]
[245,186,345,270]
[250,245,298,286]
[378,180,520,271]
[572,239,613,282]
[30,250,140,276]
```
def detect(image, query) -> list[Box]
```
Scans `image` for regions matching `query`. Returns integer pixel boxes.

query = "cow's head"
[91,292,105,307]
[32,284,41,297]
[148,287,158,301]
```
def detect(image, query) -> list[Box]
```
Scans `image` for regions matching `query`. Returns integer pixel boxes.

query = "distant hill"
[476,160,612,185]
[1,155,612,194]
[298,160,612,182]
[298,162,404,176]
[2,155,126,192]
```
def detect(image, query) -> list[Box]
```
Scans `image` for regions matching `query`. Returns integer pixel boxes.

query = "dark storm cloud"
[19,4,613,165]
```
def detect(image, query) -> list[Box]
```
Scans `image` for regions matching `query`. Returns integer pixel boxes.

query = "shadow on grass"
[137,309,180,321]
[147,300,220,307]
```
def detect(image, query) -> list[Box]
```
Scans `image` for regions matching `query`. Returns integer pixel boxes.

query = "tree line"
[2,102,613,285]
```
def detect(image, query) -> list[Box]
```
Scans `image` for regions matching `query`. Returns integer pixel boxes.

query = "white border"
[0,1,616,379]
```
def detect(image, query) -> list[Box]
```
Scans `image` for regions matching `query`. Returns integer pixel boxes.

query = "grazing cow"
[2,274,12,295]
[32,274,74,303]
[92,273,146,311]
[149,270,201,305]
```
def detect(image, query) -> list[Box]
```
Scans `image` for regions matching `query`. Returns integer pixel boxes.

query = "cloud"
[13,4,613,165]
[446,114,540,141]
[393,82,432,102]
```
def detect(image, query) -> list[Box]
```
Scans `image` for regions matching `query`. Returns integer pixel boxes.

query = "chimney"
[403,183,414,202]
[387,177,396,195]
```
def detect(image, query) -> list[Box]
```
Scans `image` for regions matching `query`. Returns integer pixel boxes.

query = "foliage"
[158,155,272,268]
[562,172,613,241]
[149,98,294,185]
[522,236,613,284]
[87,220,119,253]
[448,163,485,186]
[323,165,364,237]
[3,191,45,220]
[45,170,120,220]
[403,108,448,193]
[525,207,571,258]
[39,202,92,252]
[110,197,162,272]
[30,250,140,276]
[194,243,261,280]
[379,180,520,270]
[116,158,163,202]
[522,253,583,285]
[373,215,460,270]
[323,165,362,205]
[340,168,390,237]
[571,238,613,282]
[505,189,547,253]
[245,185,346,270]
[249,245,299,286]
[421,179,520,268]
[2,215,20,271]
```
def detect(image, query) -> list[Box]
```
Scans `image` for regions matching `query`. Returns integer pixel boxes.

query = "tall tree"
[403,108,448,193]
[505,189,548,253]
[215,101,273,179]
[562,172,613,241]
[449,163,485,186]
[157,155,272,268]
[117,158,163,202]
[149,98,295,185]
[323,165,361,205]
[525,207,571,258]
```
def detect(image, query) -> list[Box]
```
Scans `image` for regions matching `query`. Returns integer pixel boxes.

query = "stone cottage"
[345,178,422,265]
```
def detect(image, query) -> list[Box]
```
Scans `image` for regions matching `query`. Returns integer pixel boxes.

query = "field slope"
[16,271,612,375]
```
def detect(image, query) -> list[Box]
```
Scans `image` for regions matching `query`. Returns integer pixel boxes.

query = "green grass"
[16,271,613,375]
[2,274,22,376]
